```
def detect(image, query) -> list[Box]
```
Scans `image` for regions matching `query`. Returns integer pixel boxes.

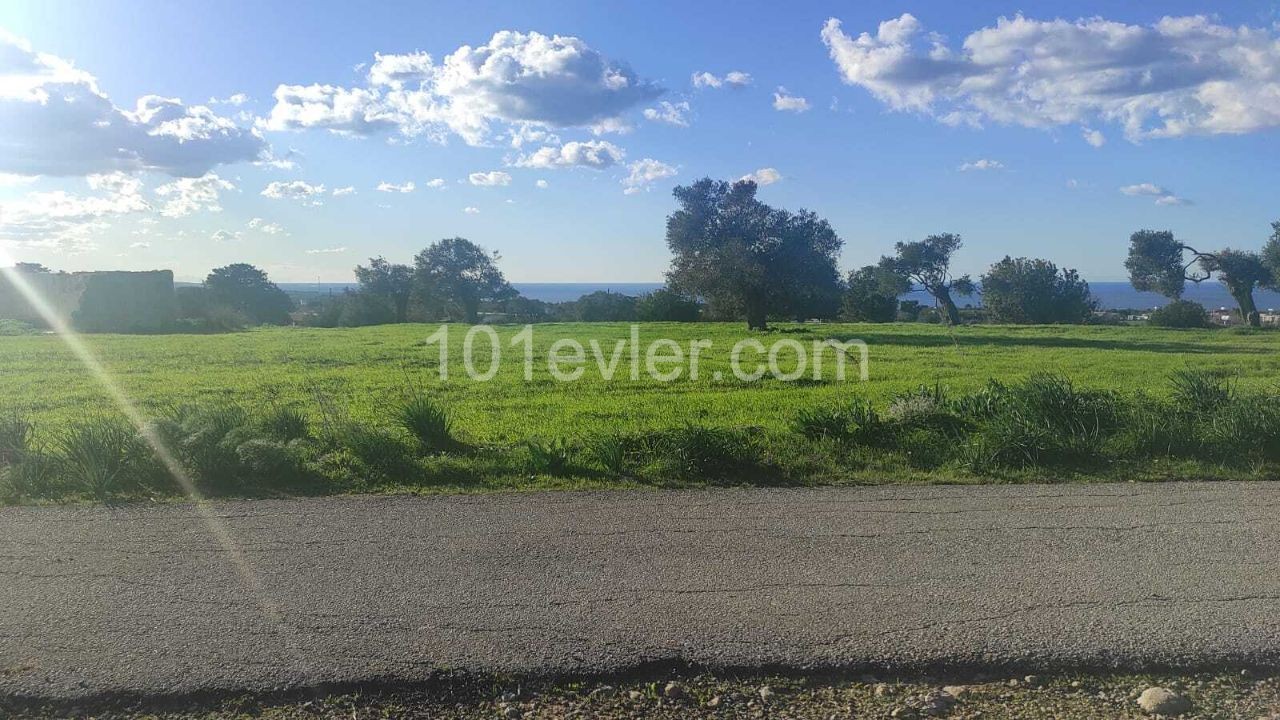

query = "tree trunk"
[1231,287,1260,327]
[936,289,962,326]
[745,298,768,331]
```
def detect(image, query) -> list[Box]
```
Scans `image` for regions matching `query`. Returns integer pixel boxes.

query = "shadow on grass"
[824,330,1262,355]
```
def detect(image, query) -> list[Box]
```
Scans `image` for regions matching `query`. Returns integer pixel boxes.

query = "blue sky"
[2,0,1279,283]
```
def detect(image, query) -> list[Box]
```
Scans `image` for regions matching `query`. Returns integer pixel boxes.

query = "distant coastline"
[271,281,1280,312]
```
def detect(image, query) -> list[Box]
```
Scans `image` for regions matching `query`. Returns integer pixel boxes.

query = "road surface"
[2,481,1279,701]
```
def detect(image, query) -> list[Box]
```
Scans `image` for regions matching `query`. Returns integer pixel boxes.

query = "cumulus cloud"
[305,246,347,254]
[0,172,149,251]
[425,178,447,189]
[376,181,416,193]
[535,179,549,189]
[958,159,1004,171]
[739,167,782,186]
[772,87,810,112]
[821,13,1280,141]
[468,171,512,186]
[643,100,690,126]
[463,206,480,214]
[1082,128,1106,148]
[692,70,753,89]
[621,159,677,195]
[248,217,286,234]
[1120,183,1190,206]
[262,30,661,146]
[0,33,265,177]
[332,186,357,196]
[514,140,625,170]
[211,229,242,242]
[262,180,326,204]
[154,173,234,217]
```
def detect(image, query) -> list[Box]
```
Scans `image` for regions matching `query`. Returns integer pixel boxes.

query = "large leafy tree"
[204,263,293,325]
[841,265,901,323]
[1263,221,1280,288]
[1125,229,1271,327]
[877,233,975,326]
[664,178,842,330]
[413,237,515,323]
[980,256,1096,324]
[354,257,414,323]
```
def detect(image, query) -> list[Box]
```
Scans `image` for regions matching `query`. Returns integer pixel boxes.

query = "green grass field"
[1,321,1278,501]
[3,322,1277,439]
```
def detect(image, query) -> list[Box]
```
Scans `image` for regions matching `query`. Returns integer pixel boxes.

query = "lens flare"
[0,255,310,666]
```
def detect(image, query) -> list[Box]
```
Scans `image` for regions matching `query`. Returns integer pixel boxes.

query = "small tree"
[1125,229,1269,327]
[841,265,899,323]
[575,291,637,322]
[204,263,293,325]
[636,289,700,322]
[354,257,414,323]
[980,256,1096,324]
[665,178,842,330]
[1262,221,1280,289]
[878,233,975,325]
[413,238,515,323]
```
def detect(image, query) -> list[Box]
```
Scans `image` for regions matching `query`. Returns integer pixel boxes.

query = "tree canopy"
[877,233,974,325]
[980,256,1096,324]
[354,257,414,323]
[1125,228,1273,327]
[413,237,514,323]
[841,265,900,323]
[204,263,293,325]
[664,178,842,330]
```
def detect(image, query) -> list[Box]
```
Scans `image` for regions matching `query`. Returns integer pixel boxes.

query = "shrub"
[1169,369,1234,413]
[0,450,60,501]
[636,289,700,322]
[792,397,883,442]
[1149,300,1210,328]
[961,374,1117,468]
[0,412,32,465]
[235,439,313,490]
[586,434,629,476]
[395,395,453,452]
[338,425,418,483]
[57,417,145,500]
[524,438,576,476]
[644,425,762,482]
[257,406,310,442]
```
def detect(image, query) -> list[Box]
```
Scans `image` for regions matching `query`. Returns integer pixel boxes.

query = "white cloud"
[692,70,753,89]
[958,159,1004,171]
[468,171,512,186]
[210,93,250,106]
[262,30,661,146]
[622,158,677,195]
[154,173,234,217]
[376,180,416,193]
[425,178,447,189]
[128,241,150,249]
[535,179,549,189]
[772,87,810,112]
[211,229,242,242]
[248,217,286,234]
[0,172,149,251]
[332,186,357,196]
[1082,128,1106,148]
[261,180,326,204]
[821,13,1280,141]
[514,140,625,169]
[305,246,347,254]
[739,167,782,186]
[1066,178,1080,189]
[0,33,265,177]
[1120,183,1190,206]
[463,206,480,214]
[643,100,690,126]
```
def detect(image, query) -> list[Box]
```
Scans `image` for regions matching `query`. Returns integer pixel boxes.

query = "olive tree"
[1125,229,1270,327]
[664,178,842,330]
[877,233,975,325]
[413,237,515,323]
[980,256,1096,324]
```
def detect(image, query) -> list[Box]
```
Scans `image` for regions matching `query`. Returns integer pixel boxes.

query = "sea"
[277,281,1280,312]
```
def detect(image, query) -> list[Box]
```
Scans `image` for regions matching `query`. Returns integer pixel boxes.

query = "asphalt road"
[3,482,1279,701]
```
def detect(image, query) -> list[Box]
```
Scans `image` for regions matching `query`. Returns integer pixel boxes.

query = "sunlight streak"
[0,255,309,662]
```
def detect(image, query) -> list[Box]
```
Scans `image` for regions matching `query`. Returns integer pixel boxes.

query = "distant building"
[0,268,177,332]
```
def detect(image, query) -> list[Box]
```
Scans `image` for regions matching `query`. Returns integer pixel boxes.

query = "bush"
[57,417,146,500]
[636,289,700,322]
[1149,300,1210,328]
[979,256,1096,324]
[586,433,629,476]
[0,450,60,502]
[1169,369,1234,412]
[337,425,418,483]
[643,425,764,482]
[575,291,638,322]
[524,438,575,476]
[396,395,453,452]
[792,397,883,442]
[257,406,310,442]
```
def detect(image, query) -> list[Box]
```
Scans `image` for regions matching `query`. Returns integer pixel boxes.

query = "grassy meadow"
[1,321,1279,501]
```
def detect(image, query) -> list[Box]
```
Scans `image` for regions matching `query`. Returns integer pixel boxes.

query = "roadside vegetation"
[3,321,1279,505]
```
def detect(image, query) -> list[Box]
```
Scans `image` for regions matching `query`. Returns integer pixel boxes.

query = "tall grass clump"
[257,406,310,442]
[395,394,453,452]
[524,438,575,476]
[57,417,147,501]
[0,412,32,465]
[792,397,882,442]
[1169,368,1235,412]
